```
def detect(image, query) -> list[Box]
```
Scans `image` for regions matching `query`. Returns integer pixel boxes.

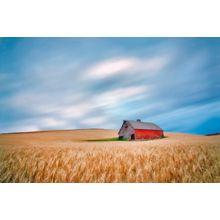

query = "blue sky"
[0,38,220,134]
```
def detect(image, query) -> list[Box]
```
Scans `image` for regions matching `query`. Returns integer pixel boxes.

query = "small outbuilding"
[118,119,164,140]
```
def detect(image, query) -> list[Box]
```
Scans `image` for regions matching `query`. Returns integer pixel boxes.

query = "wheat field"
[0,129,220,183]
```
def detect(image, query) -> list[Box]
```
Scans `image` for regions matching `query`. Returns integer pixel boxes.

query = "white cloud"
[39,118,66,127]
[139,56,169,73]
[85,56,169,79]
[2,125,40,133]
[86,58,139,79]
[56,86,148,120]
[60,102,92,119]
[19,125,40,132]
[96,86,147,106]
[81,116,109,126]
[2,116,71,133]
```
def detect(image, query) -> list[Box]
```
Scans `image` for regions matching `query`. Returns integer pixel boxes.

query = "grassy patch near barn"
[87,136,167,142]
[87,137,128,142]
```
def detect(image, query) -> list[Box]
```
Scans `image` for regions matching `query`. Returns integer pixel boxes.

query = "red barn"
[118,119,164,140]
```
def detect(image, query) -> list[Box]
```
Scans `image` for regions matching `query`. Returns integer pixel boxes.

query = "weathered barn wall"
[135,129,163,139]
[118,122,134,139]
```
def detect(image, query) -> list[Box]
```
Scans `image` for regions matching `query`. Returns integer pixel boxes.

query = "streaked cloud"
[60,102,92,119]
[40,118,67,127]
[139,56,169,73]
[96,86,147,106]
[86,55,169,79]
[86,58,138,79]
[81,116,109,126]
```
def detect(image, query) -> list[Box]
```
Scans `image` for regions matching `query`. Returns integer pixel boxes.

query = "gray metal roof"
[125,120,163,131]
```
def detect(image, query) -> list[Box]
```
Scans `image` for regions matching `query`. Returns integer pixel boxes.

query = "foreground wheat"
[0,129,220,182]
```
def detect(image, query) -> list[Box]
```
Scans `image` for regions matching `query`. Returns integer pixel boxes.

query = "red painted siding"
[135,129,163,140]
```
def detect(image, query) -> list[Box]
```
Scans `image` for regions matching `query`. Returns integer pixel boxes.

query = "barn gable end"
[118,121,135,139]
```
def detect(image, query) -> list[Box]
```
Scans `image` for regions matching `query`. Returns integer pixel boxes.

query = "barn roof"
[125,120,163,131]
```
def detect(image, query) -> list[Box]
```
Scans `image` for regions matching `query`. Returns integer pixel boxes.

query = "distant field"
[0,129,220,183]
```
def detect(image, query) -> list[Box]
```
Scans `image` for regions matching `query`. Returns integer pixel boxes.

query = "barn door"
[131,134,135,140]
